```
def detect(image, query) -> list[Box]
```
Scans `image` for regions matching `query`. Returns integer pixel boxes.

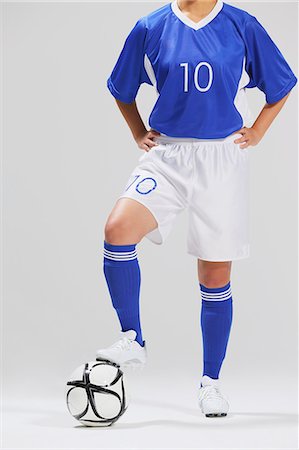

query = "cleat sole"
[95,356,146,371]
[205,413,227,418]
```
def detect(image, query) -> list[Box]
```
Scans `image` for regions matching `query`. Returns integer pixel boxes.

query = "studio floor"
[2,369,298,450]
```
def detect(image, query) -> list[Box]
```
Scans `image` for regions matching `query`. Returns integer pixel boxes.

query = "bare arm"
[115,98,160,152]
[234,92,292,148]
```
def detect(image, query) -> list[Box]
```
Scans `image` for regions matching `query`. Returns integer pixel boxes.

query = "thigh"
[118,145,189,244]
[105,197,158,244]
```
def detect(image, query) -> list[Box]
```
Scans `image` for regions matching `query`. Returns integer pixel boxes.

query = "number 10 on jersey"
[180,62,213,93]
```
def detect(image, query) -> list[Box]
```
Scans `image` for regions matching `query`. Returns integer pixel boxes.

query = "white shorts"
[118,132,250,261]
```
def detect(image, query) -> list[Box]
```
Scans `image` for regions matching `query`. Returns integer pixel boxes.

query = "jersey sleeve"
[244,17,297,104]
[106,17,153,104]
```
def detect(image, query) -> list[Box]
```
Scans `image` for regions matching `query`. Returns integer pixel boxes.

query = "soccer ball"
[66,359,129,427]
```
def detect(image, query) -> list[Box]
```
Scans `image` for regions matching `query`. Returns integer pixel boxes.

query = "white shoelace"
[108,337,132,351]
[199,385,224,401]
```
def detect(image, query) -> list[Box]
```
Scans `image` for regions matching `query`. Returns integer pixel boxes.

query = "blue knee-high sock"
[103,241,144,346]
[200,281,233,379]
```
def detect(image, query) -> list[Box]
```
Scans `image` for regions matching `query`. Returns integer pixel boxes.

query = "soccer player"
[96,0,297,417]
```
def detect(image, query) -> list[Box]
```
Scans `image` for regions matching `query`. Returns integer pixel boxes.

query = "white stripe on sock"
[201,293,232,301]
[103,250,137,261]
[200,286,232,301]
[103,249,137,256]
[104,256,137,261]
[200,287,231,297]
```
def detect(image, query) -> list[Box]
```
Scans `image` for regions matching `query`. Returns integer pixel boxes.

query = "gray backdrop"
[2,2,298,449]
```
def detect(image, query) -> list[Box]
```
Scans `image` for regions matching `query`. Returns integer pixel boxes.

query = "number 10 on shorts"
[125,174,157,195]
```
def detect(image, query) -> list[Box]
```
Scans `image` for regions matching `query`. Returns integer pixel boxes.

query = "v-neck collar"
[170,0,224,30]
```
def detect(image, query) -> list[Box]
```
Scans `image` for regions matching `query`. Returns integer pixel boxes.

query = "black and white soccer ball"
[66,359,129,427]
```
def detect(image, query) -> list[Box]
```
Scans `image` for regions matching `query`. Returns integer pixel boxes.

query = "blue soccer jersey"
[106,0,297,139]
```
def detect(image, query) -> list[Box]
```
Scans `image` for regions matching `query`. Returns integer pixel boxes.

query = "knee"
[199,264,231,288]
[104,216,140,245]
[200,276,230,288]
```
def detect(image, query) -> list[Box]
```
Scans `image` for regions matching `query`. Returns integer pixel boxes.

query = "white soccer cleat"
[198,375,229,417]
[95,329,147,369]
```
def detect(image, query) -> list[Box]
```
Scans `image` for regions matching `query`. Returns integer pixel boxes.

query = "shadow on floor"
[4,398,297,430]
